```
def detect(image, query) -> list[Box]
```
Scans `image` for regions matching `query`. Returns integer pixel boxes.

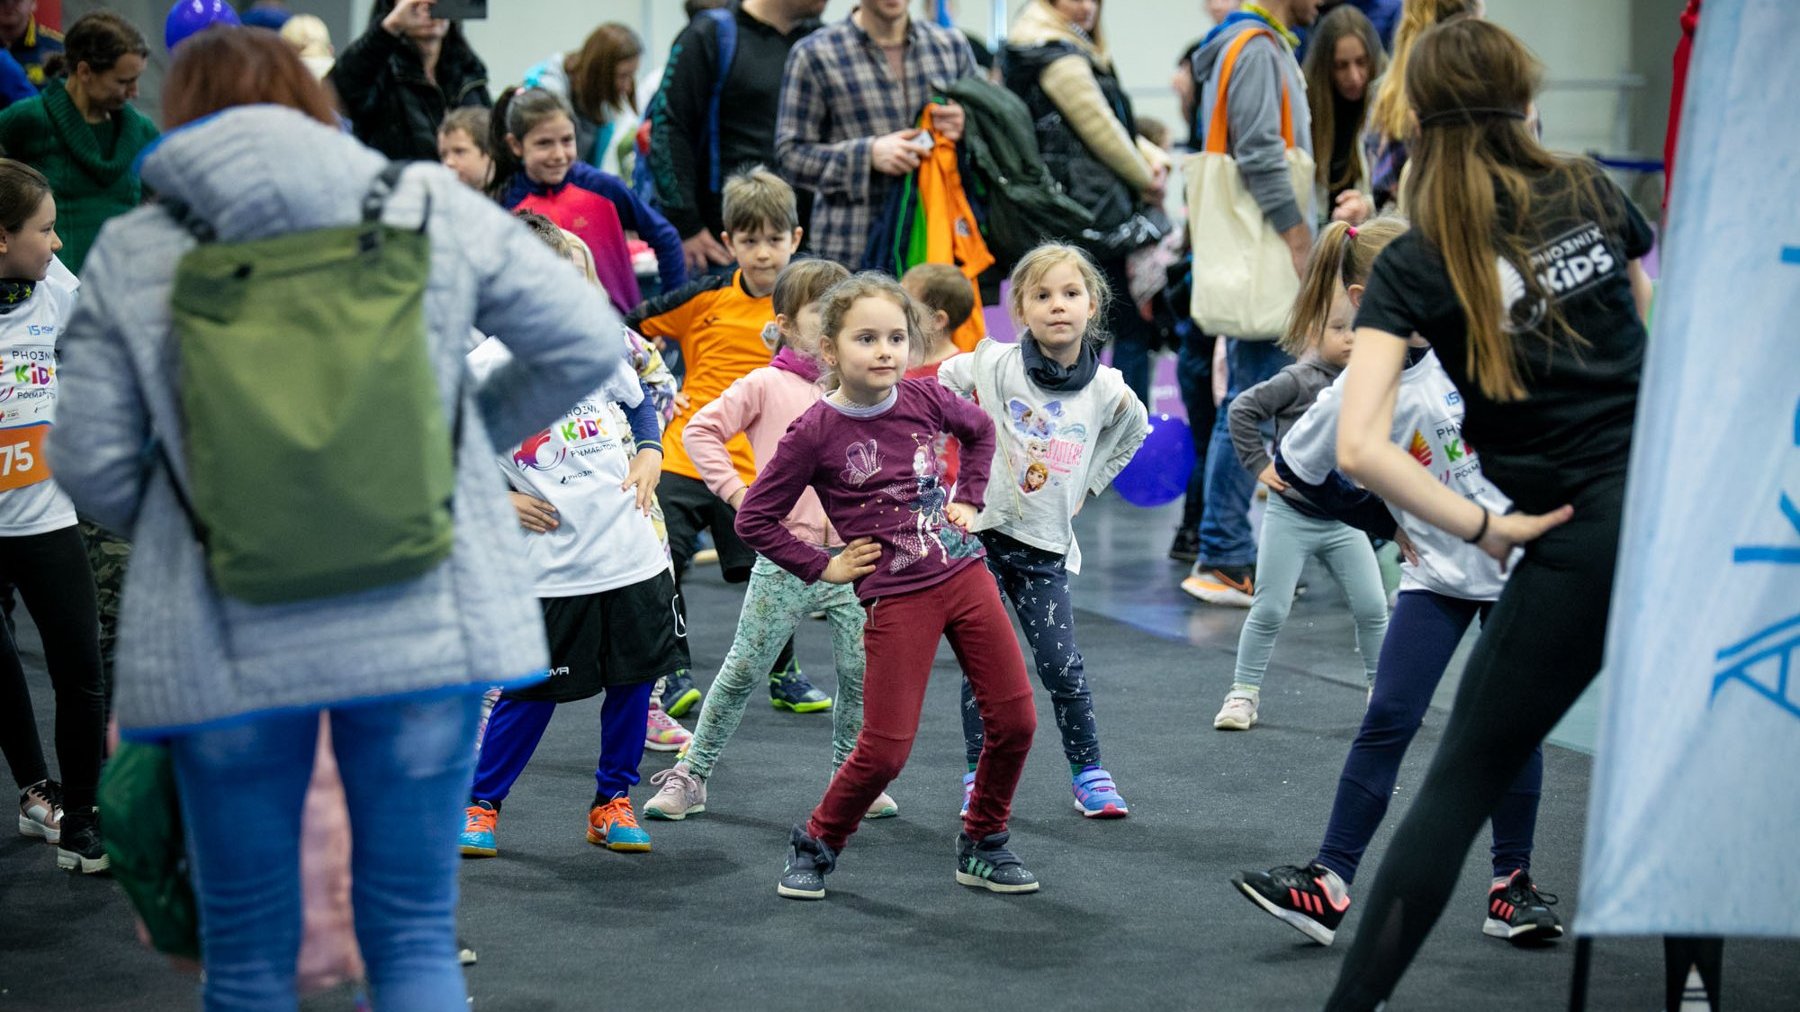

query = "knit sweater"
[0,82,159,274]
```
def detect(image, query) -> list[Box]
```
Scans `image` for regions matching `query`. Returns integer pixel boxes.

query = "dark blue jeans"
[1314,591,1541,884]
[1102,255,1153,405]
[1176,328,1218,533]
[961,532,1100,768]
[169,692,483,1011]
[1197,339,1292,568]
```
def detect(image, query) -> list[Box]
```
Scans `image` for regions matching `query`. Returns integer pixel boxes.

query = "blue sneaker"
[959,770,976,817]
[1071,766,1129,818]
[459,801,498,858]
[587,796,651,852]
[660,670,702,718]
[770,661,832,714]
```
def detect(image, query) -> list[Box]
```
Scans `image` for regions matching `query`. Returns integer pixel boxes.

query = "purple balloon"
[166,0,241,52]
[1112,413,1194,508]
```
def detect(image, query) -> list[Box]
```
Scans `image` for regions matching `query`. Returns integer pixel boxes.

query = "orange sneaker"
[586,796,652,852]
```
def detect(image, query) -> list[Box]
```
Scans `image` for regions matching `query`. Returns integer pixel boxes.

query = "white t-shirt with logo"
[1280,348,1512,601]
[0,258,79,537]
[468,338,665,598]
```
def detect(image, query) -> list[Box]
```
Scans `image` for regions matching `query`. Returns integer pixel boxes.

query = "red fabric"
[1663,0,1702,211]
[38,1,59,30]
[805,563,1034,852]
[512,186,642,313]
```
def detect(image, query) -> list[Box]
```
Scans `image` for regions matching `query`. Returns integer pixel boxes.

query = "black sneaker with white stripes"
[1232,862,1351,946]
[1484,869,1564,941]
[955,830,1040,894]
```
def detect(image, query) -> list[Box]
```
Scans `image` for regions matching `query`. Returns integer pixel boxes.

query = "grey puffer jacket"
[50,105,638,737]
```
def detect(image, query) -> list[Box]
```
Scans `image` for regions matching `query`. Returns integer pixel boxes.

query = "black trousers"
[1326,470,1627,1009]
[659,472,794,676]
[0,526,105,808]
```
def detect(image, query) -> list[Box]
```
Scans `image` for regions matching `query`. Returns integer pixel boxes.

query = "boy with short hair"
[626,166,829,718]
[902,262,976,484]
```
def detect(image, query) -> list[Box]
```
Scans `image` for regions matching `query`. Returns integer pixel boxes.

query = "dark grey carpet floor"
[2,497,1796,1010]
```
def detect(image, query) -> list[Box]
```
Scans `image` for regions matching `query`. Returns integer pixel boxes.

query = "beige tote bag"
[1184,28,1315,340]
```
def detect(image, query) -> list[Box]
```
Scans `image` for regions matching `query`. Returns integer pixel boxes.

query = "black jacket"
[331,25,490,162]
[646,2,819,239]
[1002,39,1139,237]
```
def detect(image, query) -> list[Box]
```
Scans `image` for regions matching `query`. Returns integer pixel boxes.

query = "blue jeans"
[1197,339,1292,568]
[169,692,483,1012]
[1102,255,1153,404]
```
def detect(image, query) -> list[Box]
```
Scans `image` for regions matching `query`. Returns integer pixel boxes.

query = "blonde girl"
[1212,222,1392,731]
[937,243,1148,818]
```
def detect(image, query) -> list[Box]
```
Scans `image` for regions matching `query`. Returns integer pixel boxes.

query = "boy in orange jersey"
[625,165,830,718]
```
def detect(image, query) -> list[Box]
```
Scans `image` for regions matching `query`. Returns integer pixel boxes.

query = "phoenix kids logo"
[513,431,566,472]
[1408,430,1432,467]
[12,362,51,386]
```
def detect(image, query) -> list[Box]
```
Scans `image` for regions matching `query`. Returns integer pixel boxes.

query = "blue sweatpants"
[469,679,656,806]
[1313,590,1542,883]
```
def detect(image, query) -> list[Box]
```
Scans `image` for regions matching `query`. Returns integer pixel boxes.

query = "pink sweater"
[685,349,842,549]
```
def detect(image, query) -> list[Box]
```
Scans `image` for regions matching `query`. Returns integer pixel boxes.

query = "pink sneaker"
[645,700,693,753]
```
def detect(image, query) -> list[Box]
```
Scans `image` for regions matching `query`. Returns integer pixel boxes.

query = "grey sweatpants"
[1231,494,1388,691]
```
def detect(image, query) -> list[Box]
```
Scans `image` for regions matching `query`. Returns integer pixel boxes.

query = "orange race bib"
[0,424,52,492]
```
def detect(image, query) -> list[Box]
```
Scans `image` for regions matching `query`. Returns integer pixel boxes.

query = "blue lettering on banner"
[1711,395,1800,719]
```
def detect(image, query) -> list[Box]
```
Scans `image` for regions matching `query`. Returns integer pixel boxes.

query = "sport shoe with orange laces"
[587,795,652,852]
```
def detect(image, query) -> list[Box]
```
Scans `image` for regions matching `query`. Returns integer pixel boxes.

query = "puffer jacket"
[1002,0,1156,237]
[49,105,638,737]
[330,23,490,162]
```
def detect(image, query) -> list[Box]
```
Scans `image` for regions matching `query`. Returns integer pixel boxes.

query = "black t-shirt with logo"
[1355,167,1655,509]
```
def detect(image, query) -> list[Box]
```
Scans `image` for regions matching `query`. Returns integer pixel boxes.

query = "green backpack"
[157,163,458,604]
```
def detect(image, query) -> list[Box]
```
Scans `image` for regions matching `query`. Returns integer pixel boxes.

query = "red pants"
[807,562,1036,852]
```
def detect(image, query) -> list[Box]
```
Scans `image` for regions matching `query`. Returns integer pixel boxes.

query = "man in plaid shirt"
[776,0,976,266]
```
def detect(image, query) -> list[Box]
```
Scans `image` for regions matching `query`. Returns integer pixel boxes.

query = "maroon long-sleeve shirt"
[735,378,996,601]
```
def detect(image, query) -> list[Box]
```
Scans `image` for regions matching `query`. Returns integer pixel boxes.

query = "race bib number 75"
[0,424,52,493]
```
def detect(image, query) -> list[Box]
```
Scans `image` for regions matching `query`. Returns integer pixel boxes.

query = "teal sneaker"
[459,801,498,858]
[587,796,651,852]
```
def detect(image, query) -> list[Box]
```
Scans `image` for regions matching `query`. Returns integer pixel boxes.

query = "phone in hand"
[910,132,935,152]
[430,0,488,19]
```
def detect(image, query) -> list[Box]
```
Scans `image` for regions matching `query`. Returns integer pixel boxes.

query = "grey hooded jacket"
[1191,18,1314,234]
[50,105,637,737]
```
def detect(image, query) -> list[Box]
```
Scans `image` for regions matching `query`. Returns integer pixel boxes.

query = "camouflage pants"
[79,521,130,704]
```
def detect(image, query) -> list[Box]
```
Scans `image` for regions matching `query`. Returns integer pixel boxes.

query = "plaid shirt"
[776,14,975,265]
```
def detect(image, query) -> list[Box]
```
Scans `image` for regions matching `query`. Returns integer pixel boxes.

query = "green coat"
[0,81,159,274]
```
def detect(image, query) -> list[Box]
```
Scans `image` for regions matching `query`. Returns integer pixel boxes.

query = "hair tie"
[1345,226,1358,238]
[1418,106,1528,127]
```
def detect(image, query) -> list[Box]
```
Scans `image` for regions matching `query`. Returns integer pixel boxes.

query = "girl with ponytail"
[1324,18,1654,1009]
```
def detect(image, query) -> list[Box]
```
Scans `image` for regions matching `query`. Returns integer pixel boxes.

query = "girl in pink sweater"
[643,261,896,823]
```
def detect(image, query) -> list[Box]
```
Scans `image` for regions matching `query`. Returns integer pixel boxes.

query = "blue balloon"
[1112,413,1194,507]
[166,0,242,52]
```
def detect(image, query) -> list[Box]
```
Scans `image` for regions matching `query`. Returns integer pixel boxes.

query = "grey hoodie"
[1191,18,1314,234]
[50,105,637,735]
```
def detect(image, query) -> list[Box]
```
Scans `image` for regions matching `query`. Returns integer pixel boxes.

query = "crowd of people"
[0,0,1677,1008]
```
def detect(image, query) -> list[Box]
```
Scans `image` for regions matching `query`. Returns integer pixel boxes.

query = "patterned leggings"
[684,554,865,779]
[960,531,1100,768]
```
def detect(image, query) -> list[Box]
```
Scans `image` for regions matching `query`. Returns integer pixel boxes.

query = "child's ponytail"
[1281,216,1410,356]
[489,86,575,197]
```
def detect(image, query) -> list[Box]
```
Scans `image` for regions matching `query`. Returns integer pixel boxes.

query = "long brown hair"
[1283,216,1409,355]
[1304,5,1387,190]
[564,24,642,123]
[164,27,339,129]
[1368,0,1477,143]
[1404,18,1613,401]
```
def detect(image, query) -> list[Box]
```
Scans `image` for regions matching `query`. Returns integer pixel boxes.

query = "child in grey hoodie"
[1215,224,1388,731]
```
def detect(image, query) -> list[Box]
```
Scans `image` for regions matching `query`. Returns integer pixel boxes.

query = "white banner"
[1579,0,1800,936]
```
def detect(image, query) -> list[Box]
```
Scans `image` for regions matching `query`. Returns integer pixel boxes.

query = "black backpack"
[938,74,1094,270]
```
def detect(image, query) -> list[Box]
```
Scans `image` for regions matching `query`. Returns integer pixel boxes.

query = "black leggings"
[0,526,106,808]
[1325,471,1626,1010]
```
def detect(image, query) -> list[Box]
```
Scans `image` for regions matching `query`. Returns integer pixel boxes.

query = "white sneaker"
[643,764,706,820]
[864,790,899,819]
[18,779,61,844]
[1214,692,1259,731]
